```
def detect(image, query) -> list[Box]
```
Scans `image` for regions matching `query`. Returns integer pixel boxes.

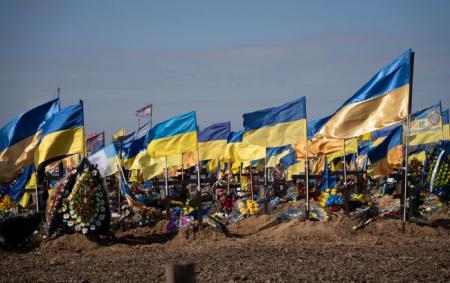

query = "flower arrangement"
[0,194,14,212]
[318,189,342,207]
[61,168,109,235]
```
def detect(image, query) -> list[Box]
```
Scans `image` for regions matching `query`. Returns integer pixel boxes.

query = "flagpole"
[164,156,170,220]
[264,156,269,214]
[195,147,203,228]
[227,161,230,195]
[343,139,350,214]
[403,51,415,222]
[249,162,253,200]
[305,141,310,218]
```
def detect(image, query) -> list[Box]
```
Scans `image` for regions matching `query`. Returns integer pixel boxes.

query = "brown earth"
[1,210,450,282]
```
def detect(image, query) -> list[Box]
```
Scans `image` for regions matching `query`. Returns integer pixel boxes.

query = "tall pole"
[305,140,310,218]
[249,162,253,199]
[227,161,230,195]
[164,156,170,219]
[403,51,414,222]
[195,147,203,228]
[343,139,350,214]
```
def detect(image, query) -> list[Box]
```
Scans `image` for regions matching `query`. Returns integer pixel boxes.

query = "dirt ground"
[1,210,450,282]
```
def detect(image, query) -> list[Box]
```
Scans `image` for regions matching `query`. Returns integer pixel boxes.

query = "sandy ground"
[1,210,450,282]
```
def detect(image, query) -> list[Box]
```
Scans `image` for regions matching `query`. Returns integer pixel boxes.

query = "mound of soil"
[171,226,226,245]
[227,214,278,235]
[40,233,99,254]
[115,220,170,239]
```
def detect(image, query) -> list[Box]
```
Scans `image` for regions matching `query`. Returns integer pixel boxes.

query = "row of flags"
[2,49,450,204]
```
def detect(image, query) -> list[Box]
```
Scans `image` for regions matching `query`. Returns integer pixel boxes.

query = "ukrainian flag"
[296,116,356,159]
[0,99,60,182]
[316,49,412,139]
[34,102,85,169]
[198,122,230,161]
[368,125,403,177]
[243,97,307,147]
[409,102,443,150]
[280,149,304,181]
[147,111,198,158]
[266,145,292,168]
[2,164,35,202]
[140,155,183,180]
[224,130,265,162]
[88,144,120,177]
[443,109,449,141]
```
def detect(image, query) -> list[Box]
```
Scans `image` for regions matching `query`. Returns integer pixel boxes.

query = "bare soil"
[1,211,450,282]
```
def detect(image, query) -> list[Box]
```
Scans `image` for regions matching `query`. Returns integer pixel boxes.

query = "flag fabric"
[88,144,120,177]
[315,49,412,139]
[409,102,444,150]
[224,130,265,162]
[198,122,230,161]
[112,128,126,141]
[34,102,85,169]
[1,164,35,202]
[119,123,151,170]
[266,145,292,168]
[368,125,403,176]
[280,149,305,181]
[326,139,358,163]
[86,131,105,155]
[243,97,307,147]
[296,117,357,159]
[140,155,182,180]
[0,99,60,182]
[136,104,152,118]
[147,111,198,158]
[443,109,449,141]
[320,157,336,191]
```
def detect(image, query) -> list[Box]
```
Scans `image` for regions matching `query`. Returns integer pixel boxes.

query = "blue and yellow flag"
[243,97,307,147]
[147,111,198,158]
[0,99,60,181]
[409,102,443,151]
[266,145,292,168]
[443,109,449,141]
[296,117,357,159]
[0,164,35,202]
[368,125,403,176]
[88,144,120,177]
[224,130,265,162]
[280,149,304,181]
[198,121,230,161]
[122,124,151,170]
[34,102,85,169]
[316,49,412,139]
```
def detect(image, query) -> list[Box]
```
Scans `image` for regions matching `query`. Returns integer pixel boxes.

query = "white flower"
[98,214,105,221]
[75,225,81,231]
[63,213,70,219]
[82,228,88,234]
[76,217,82,223]
[67,221,74,227]
[90,225,96,230]
[100,206,106,212]
[99,200,105,205]
[95,220,101,226]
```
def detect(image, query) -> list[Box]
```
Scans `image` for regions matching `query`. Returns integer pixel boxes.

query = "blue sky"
[1,0,449,139]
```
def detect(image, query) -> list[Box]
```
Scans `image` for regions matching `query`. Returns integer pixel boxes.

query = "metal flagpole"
[249,162,253,199]
[164,156,170,219]
[403,51,414,222]
[404,115,411,222]
[343,139,350,214]
[227,161,230,195]
[305,142,310,218]
[195,147,203,228]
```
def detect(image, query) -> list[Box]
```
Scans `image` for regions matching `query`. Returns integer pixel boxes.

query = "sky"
[1,0,450,140]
